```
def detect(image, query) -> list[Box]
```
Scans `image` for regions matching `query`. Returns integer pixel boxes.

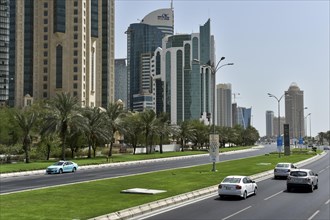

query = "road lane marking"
[319,169,325,173]
[308,210,320,220]
[326,199,330,205]
[264,191,283,200]
[222,206,252,220]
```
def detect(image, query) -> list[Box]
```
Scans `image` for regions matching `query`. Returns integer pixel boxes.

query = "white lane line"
[325,199,330,205]
[222,206,252,220]
[308,210,320,220]
[319,169,325,173]
[264,191,283,200]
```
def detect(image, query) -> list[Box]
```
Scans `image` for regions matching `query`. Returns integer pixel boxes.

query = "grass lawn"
[0,146,253,173]
[0,152,314,220]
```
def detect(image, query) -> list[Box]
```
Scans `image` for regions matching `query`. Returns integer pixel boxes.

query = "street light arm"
[215,63,234,73]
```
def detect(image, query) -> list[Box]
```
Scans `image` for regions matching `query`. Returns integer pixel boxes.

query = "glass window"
[43,68,48,74]
[43,92,48,98]
[74,59,78,64]
[43,76,48,81]
[44,35,48,41]
[44,59,48,65]
[74,50,78,56]
[44,11,48,16]
[44,43,48,49]
[44,19,48,24]
[74,42,78,48]
[73,66,78,72]
[73,75,78,80]
[74,9,78,15]
[74,17,78,23]
[44,27,48,32]
[74,26,78,31]
[74,1,78,7]
[43,84,47,89]
[44,51,48,57]
[73,83,78,89]
[74,34,78,39]
[44,2,48,8]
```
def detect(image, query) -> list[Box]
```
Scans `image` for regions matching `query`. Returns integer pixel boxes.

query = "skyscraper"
[217,83,232,127]
[151,19,215,124]
[266,110,274,138]
[126,7,174,112]
[285,82,305,140]
[115,58,127,107]
[236,106,252,129]
[8,0,115,108]
[0,0,9,106]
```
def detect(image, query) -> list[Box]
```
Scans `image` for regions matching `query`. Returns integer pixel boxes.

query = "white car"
[274,163,297,179]
[218,175,257,199]
[46,161,78,174]
[287,169,318,192]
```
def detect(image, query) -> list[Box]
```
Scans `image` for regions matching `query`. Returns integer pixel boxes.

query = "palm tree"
[154,112,171,154]
[139,109,157,154]
[176,120,194,152]
[121,112,142,154]
[82,107,109,158]
[41,93,82,160]
[13,110,38,163]
[104,102,125,157]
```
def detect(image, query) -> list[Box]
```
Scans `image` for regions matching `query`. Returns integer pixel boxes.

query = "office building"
[273,116,285,137]
[115,58,127,107]
[217,83,232,127]
[151,19,215,124]
[266,110,274,138]
[126,7,174,112]
[0,0,9,106]
[285,82,305,139]
[236,106,251,129]
[8,0,115,108]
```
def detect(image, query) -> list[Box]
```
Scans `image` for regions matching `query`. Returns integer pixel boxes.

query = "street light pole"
[195,57,234,172]
[267,92,286,158]
[298,107,308,148]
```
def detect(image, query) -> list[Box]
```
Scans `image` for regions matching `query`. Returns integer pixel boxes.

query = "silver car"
[274,163,297,179]
[287,169,318,192]
[218,175,257,199]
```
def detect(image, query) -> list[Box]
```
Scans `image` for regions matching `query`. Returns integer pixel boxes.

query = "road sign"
[209,134,219,162]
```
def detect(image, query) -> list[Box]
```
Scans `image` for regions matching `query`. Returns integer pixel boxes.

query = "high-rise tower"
[8,0,115,108]
[0,0,9,106]
[217,83,232,127]
[126,8,174,111]
[285,82,305,140]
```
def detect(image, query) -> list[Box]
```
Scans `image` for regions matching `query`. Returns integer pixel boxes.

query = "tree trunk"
[46,144,51,160]
[159,135,163,154]
[61,134,66,160]
[108,141,114,157]
[24,144,30,163]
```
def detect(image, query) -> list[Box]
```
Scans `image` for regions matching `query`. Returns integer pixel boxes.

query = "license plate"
[225,186,231,190]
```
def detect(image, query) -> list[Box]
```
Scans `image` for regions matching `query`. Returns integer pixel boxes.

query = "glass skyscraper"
[126,8,174,112]
[151,19,215,124]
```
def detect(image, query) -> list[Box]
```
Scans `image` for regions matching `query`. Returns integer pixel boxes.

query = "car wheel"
[219,195,224,200]
[59,169,63,174]
[274,176,277,179]
[243,191,247,200]
[315,182,318,189]
[254,187,257,195]
[310,183,314,192]
[287,186,291,192]
[72,167,76,173]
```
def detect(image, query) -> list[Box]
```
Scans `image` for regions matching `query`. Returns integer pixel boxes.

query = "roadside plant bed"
[0,153,313,220]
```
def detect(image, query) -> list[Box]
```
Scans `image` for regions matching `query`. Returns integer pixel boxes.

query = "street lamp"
[267,92,287,157]
[298,107,308,147]
[195,57,234,171]
[305,113,311,145]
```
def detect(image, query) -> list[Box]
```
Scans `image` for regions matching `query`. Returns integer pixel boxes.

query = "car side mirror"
[315,174,318,176]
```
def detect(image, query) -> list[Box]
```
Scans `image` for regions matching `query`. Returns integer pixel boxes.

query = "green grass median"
[0,152,314,220]
[0,146,251,173]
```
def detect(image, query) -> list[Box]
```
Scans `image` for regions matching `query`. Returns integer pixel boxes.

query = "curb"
[91,151,326,220]
[0,147,259,178]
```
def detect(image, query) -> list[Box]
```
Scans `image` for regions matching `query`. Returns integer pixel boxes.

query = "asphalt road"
[0,145,276,194]
[135,151,330,220]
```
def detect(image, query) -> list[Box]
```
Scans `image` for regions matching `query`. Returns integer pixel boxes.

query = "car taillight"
[287,169,290,172]
[236,185,242,189]
[218,185,222,189]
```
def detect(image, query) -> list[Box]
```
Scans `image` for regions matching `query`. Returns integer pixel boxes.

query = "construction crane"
[232,93,240,103]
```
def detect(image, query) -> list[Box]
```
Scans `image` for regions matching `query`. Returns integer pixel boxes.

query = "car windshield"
[276,164,289,168]
[290,171,307,177]
[222,177,241,183]
[53,162,64,166]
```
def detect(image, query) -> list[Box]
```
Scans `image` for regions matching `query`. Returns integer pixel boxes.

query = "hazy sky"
[115,0,329,137]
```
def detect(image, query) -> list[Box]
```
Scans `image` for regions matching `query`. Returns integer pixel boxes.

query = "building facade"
[217,83,232,127]
[236,106,251,129]
[151,19,215,125]
[114,58,127,107]
[285,82,305,140]
[126,8,174,112]
[266,110,274,138]
[273,116,285,137]
[8,0,115,108]
[0,0,9,106]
